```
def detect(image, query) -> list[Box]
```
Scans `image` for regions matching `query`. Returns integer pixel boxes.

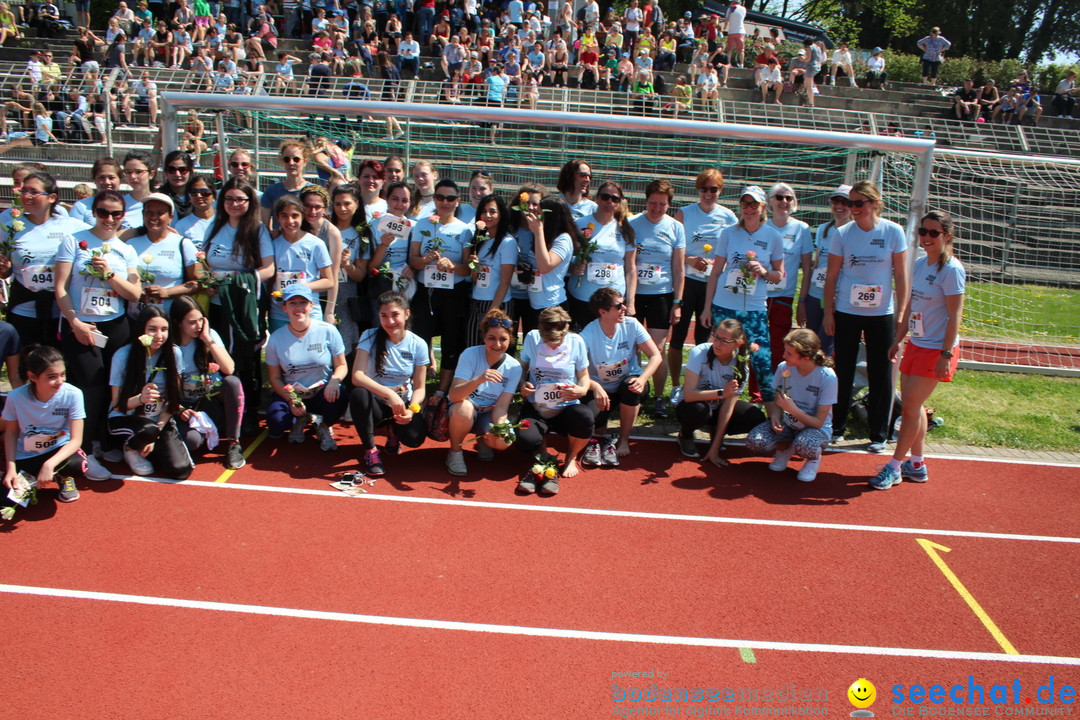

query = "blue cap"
[282,284,313,302]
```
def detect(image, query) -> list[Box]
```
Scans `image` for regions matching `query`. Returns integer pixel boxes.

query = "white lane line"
[3,583,1078,666]
[635,435,1080,468]
[115,475,1080,545]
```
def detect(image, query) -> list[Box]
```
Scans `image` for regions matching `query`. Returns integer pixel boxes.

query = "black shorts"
[921,59,941,78]
[634,292,672,330]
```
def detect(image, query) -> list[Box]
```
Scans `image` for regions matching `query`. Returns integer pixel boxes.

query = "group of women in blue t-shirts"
[0,151,965,512]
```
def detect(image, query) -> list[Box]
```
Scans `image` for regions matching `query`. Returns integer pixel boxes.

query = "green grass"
[962,283,1080,344]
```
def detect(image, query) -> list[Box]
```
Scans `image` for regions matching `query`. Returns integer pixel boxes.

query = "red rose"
[369,268,378,276]
[78,240,89,250]
[519,419,531,429]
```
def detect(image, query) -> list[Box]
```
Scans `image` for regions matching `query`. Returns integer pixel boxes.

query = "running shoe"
[124,447,154,477]
[900,459,929,482]
[539,477,559,496]
[445,451,467,476]
[869,464,902,490]
[796,456,821,482]
[384,426,401,455]
[364,447,385,477]
[83,455,112,481]
[581,438,602,466]
[601,436,619,467]
[475,439,495,462]
[517,473,537,495]
[677,432,700,458]
[866,441,888,454]
[224,442,246,470]
[768,445,795,472]
[316,421,337,452]
[289,414,310,444]
[650,397,670,419]
[57,476,80,503]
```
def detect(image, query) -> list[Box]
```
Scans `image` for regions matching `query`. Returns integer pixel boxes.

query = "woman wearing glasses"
[702,185,785,419]
[0,171,89,347]
[202,178,275,435]
[407,179,473,395]
[156,149,194,218]
[174,174,216,245]
[800,185,851,357]
[121,149,157,230]
[54,189,142,456]
[764,183,812,372]
[260,140,313,226]
[445,309,522,476]
[580,287,661,464]
[869,211,963,490]
[675,318,765,467]
[555,159,597,220]
[120,192,198,317]
[823,180,909,454]
[225,149,260,200]
[671,168,737,393]
[566,179,636,332]
[513,305,593,494]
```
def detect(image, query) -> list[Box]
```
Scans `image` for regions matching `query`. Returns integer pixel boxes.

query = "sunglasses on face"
[699,186,720,193]
[597,192,622,202]
[166,166,190,174]
[189,188,214,197]
[840,199,871,208]
[484,317,514,328]
[281,156,303,163]
[230,161,251,168]
[772,195,794,202]
[433,193,459,202]
[711,335,738,344]
[740,200,762,208]
[605,301,627,311]
[95,208,125,220]
[577,171,591,179]
[540,321,569,330]
[918,227,944,238]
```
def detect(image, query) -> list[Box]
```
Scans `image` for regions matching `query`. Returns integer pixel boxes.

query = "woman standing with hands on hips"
[702,185,784,418]
[823,180,908,453]
[869,211,964,490]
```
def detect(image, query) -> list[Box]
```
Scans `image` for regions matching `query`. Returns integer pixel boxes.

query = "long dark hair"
[169,295,210,373]
[373,291,409,375]
[473,193,512,261]
[921,209,957,271]
[556,158,590,197]
[21,171,62,218]
[331,182,371,255]
[540,195,580,251]
[205,177,263,268]
[117,306,182,415]
[18,344,64,383]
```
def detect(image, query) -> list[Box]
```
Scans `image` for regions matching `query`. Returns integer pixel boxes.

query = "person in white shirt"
[829,42,856,86]
[723,0,746,67]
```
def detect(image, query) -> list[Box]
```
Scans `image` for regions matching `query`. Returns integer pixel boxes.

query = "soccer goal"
[161,92,1079,372]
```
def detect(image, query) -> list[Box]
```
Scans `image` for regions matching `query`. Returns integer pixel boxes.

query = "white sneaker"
[768,445,795,472]
[93,440,123,463]
[316,421,337,452]
[124,447,154,476]
[797,456,821,482]
[84,454,112,481]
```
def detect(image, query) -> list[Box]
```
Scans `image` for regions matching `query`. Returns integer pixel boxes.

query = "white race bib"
[909,312,924,338]
[597,359,627,384]
[80,286,118,316]
[686,258,712,281]
[376,214,411,239]
[527,271,543,293]
[724,267,756,294]
[424,263,453,289]
[636,263,663,286]
[275,270,304,293]
[23,430,66,454]
[588,262,619,286]
[850,284,883,308]
[19,264,54,292]
[475,265,491,289]
[534,382,564,409]
[811,268,827,290]
[140,399,163,418]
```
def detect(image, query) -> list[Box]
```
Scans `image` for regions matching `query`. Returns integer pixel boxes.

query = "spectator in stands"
[71,26,103,74]
[0,3,20,45]
[1009,70,1043,125]
[788,49,815,107]
[723,0,746,68]
[676,14,696,62]
[655,30,676,72]
[5,85,35,132]
[623,0,643,49]
[150,20,172,66]
[670,75,693,118]
[192,0,212,43]
[550,38,570,87]
[127,70,159,126]
[377,50,405,141]
[36,0,60,37]
[975,78,1000,120]
[303,52,331,97]
[917,27,950,85]
[866,46,887,89]
[171,22,194,68]
[1052,71,1079,118]
[757,56,782,104]
[953,79,979,121]
[113,1,137,35]
[697,63,720,114]
[271,51,302,93]
[828,42,856,86]
[397,30,420,78]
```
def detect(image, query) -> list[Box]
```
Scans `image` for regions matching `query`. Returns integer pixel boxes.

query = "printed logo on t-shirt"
[848,254,883,267]
[307,342,325,353]
[754,239,769,251]
[870,237,886,249]
[51,407,70,418]
[400,351,413,361]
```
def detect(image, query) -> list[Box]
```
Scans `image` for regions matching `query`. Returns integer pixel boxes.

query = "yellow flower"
[409,402,421,413]
[271,290,283,299]
[519,192,529,203]
[587,222,596,230]
[543,467,557,479]
[702,244,713,253]
[138,334,154,348]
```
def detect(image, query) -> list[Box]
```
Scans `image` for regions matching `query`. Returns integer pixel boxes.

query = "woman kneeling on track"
[746,329,837,483]
[513,305,593,496]
[675,317,765,467]
[869,210,964,491]
[108,306,193,479]
[169,296,246,470]
[445,309,522,477]
[265,284,348,450]
[579,287,661,466]
[349,290,429,478]
[3,345,105,510]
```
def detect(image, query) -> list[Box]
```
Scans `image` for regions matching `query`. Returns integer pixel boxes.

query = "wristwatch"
[940,349,954,359]
[672,299,682,305]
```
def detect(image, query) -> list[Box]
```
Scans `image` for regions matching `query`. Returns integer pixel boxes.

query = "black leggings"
[414,282,470,373]
[348,386,427,450]
[60,315,131,448]
[107,415,194,479]
[670,278,710,350]
[584,378,644,428]
[832,311,895,443]
[513,401,595,454]
[675,399,765,436]
[208,303,263,423]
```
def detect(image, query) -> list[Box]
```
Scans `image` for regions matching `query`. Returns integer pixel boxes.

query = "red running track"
[2,435,1078,718]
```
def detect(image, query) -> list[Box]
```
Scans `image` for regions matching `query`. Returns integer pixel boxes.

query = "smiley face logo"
[848,678,876,709]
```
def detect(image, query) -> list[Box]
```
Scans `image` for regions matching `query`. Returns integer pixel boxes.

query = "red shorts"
[900,342,958,381]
